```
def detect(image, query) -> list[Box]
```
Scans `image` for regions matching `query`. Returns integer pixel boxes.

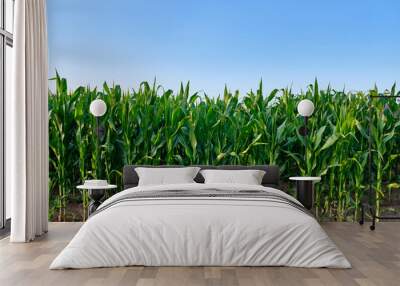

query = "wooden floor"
[0,222,399,286]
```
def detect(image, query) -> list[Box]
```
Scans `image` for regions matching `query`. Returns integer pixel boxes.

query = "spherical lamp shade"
[297,99,315,117]
[90,99,107,117]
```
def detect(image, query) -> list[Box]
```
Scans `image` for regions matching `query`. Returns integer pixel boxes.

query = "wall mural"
[48,74,400,222]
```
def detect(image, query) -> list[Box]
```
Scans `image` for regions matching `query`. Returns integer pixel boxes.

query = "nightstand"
[77,184,117,216]
[289,177,321,210]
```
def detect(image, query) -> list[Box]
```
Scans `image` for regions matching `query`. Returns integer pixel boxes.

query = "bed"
[50,165,351,269]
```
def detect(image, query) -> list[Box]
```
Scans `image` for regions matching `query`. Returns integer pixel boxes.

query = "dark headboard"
[123,165,280,190]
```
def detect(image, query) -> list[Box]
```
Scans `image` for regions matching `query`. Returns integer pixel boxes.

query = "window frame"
[0,0,13,231]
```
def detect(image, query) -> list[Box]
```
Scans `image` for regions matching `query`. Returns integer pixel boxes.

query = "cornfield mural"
[49,74,400,222]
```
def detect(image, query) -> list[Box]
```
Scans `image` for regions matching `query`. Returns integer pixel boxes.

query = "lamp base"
[299,126,309,136]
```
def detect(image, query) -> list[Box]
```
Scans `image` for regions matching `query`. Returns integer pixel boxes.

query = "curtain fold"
[9,0,48,242]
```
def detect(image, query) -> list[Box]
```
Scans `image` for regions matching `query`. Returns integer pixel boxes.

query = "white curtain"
[8,0,49,242]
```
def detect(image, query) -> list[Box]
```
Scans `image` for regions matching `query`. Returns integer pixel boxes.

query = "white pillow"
[200,169,265,185]
[135,167,200,186]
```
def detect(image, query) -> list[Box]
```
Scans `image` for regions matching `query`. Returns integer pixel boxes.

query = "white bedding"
[50,183,351,269]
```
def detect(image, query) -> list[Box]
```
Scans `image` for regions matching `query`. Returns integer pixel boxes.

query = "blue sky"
[47,0,400,95]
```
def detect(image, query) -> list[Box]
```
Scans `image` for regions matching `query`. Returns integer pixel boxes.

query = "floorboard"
[0,222,399,286]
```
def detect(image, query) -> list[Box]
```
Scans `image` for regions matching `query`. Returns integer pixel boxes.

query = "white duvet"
[50,183,351,269]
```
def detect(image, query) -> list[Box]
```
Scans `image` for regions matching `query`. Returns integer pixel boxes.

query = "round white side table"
[289,177,321,210]
[77,184,117,216]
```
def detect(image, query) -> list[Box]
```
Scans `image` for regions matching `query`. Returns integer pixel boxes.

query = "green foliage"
[48,74,400,222]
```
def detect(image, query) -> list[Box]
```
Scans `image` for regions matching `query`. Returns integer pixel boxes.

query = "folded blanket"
[92,188,311,217]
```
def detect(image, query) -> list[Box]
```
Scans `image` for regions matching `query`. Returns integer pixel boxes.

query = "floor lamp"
[89,99,107,178]
[297,99,315,164]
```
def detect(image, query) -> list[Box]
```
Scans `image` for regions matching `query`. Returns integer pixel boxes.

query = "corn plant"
[369,87,400,216]
[48,75,400,222]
